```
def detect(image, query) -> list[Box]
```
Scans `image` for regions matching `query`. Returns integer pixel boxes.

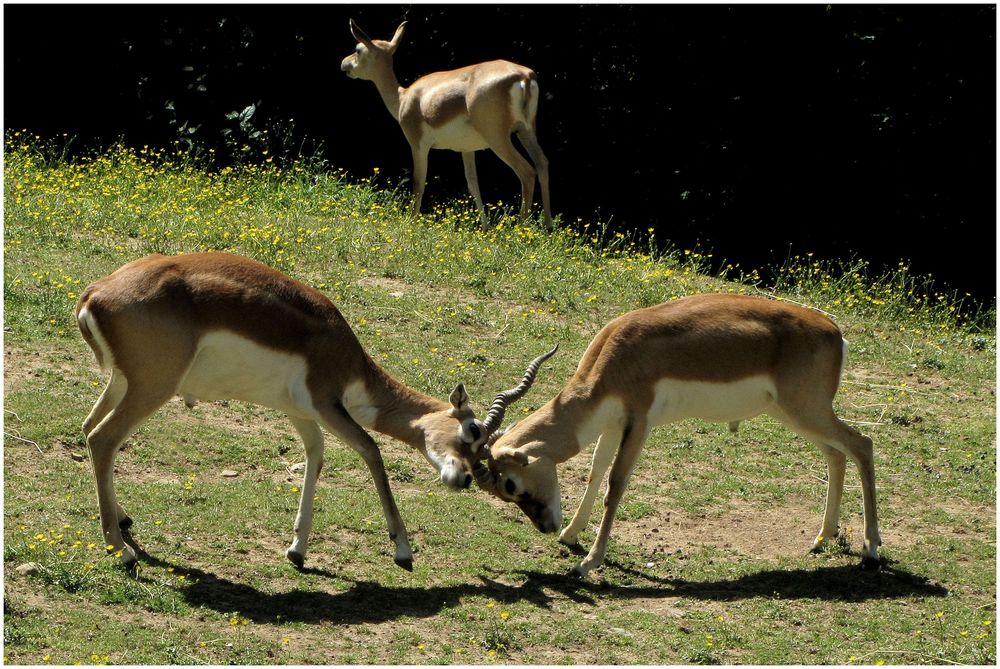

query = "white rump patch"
[78,307,114,371]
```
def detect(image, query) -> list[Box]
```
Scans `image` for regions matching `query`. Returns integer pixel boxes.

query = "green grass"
[3,132,995,665]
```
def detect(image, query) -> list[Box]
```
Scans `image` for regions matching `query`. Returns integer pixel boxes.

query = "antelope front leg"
[357,444,413,570]
[462,151,488,228]
[572,421,649,577]
[810,444,846,554]
[320,405,413,570]
[409,145,430,219]
[559,430,620,546]
[285,418,325,569]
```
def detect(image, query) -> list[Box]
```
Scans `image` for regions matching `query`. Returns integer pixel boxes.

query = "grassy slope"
[3,135,995,665]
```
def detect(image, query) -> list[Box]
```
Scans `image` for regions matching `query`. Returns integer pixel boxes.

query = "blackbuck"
[341,20,553,229]
[472,294,882,576]
[76,252,550,572]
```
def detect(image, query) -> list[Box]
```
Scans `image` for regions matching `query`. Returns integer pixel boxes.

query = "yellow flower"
[499,610,510,621]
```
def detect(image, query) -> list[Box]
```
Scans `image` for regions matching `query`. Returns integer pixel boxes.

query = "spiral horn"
[480,344,558,438]
[472,459,497,492]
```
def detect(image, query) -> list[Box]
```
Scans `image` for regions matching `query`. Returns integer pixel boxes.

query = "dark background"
[4,4,996,300]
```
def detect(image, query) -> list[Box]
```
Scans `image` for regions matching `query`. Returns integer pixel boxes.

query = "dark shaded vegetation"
[4,4,995,298]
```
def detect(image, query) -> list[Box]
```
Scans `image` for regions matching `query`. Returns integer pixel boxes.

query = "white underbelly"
[648,376,777,426]
[178,331,317,418]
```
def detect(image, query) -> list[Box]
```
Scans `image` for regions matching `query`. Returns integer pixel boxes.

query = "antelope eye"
[504,478,517,496]
[468,422,482,442]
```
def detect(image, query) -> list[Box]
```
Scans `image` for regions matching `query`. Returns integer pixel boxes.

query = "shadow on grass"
[127,537,947,625]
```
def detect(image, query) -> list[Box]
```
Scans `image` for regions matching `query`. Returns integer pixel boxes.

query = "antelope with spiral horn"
[76,252,554,573]
[472,294,882,576]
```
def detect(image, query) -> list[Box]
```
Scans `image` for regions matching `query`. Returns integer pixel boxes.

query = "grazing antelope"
[472,294,882,576]
[76,252,551,572]
[341,20,553,229]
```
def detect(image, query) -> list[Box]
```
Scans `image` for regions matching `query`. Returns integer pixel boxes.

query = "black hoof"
[860,555,882,571]
[568,567,584,578]
[395,556,413,572]
[122,554,138,576]
[286,551,305,570]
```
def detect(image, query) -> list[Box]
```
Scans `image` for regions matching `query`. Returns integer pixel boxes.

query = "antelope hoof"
[394,556,414,572]
[860,555,882,571]
[116,545,138,574]
[558,531,580,547]
[809,532,835,555]
[285,549,305,570]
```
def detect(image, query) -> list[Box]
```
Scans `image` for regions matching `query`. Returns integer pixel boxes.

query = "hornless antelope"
[472,294,882,576]
[75,252,552,572]
[341,20,553,229]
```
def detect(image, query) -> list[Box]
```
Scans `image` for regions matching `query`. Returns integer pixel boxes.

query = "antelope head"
[406,381,481,489]
[340,20,406,82]
[471,345,563,533]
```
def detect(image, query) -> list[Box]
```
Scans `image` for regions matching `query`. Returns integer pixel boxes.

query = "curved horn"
[487,426,508,447]
[472,460,497,492]
[480,344,558,438]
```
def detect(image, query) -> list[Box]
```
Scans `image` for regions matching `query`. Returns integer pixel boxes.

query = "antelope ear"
[349,19,374,47]
[389,21,407,51]
[496,450,531,467]
[449,383,469,410]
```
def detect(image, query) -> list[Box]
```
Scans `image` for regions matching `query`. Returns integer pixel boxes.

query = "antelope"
[75,252,552,573]
[471,294,882,576]
[341,20,553,230]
